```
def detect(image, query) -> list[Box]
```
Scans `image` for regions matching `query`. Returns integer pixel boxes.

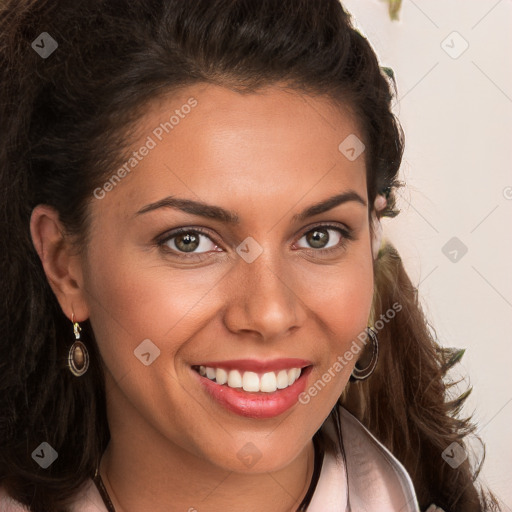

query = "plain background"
[340,0,512,508]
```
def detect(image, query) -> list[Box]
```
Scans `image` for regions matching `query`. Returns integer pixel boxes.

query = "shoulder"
[0,479,106,512]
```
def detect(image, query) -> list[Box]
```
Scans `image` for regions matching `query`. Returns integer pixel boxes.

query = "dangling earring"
[68,315,89,377]
[350,327,379,382]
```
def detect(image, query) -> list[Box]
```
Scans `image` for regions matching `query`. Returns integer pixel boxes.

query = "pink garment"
[0,405,445,511]
[308,405,421,511]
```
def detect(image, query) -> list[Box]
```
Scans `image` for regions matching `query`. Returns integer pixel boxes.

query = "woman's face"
[80,83,374,473]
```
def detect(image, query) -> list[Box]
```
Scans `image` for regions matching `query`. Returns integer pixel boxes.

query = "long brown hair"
[0,0,501,510]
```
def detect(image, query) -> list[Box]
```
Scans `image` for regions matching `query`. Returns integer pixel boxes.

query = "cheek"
[81,241,226,378]
[297,255,374,392]
[300,255,374,336]
[334,260,374,357]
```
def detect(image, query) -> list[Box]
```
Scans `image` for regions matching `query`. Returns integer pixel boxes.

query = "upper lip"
[193,358,312,373]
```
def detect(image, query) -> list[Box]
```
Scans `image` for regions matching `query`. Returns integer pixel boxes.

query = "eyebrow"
[135,190,367,224]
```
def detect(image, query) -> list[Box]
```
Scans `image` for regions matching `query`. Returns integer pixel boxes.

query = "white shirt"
[1,405,443,511]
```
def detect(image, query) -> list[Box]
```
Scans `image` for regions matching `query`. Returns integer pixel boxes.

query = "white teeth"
[260,371,277,392]
[196,365,304,393]
[227,369,242,388]
[242,371,260,392]
[215,368,228,385]
[276,370,289,389]
[288,368,300,385]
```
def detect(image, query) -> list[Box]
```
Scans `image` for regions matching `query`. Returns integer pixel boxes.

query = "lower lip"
[192,366,313,419]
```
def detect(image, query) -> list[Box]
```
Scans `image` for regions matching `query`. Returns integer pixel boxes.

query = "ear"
[29,204,90,322]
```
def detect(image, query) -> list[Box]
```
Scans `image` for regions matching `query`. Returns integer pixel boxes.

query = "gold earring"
[68,315,89,377]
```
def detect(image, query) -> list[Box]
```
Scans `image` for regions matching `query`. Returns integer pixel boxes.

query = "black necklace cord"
[93,437,324,512]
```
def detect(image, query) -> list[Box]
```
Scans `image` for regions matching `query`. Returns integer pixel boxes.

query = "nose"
[222,247,307,341]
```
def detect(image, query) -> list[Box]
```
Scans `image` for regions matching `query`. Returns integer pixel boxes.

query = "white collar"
[307,405,420,512]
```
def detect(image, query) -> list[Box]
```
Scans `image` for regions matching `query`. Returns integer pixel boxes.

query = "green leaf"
[381,67,395,81]
[387,0,403,21]
[453,386,473,409]
[446,348,466,369]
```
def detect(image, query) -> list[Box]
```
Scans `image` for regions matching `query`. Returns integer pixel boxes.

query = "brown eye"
[297,225,347,252]
[159,228,219,257]
[305,228,331,249]
[174,232,201,253]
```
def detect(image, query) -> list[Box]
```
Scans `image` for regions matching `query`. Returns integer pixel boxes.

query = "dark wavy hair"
[0,0,501,511]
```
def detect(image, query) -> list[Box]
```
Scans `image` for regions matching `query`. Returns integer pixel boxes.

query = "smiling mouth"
[191,364,312,394]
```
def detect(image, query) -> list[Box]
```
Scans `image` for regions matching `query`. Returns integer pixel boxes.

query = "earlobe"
[29,205,89,321]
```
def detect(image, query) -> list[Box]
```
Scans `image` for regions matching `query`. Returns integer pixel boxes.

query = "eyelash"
[155,223,355,261]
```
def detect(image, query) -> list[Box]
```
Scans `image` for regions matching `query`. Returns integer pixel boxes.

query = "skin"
[30,84,376,511]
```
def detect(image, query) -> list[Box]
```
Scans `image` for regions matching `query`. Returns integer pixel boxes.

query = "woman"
[0,1,501,511]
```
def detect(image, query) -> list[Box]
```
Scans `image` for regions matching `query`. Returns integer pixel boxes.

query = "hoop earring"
[68,316,89,377]
[350,327,379,382]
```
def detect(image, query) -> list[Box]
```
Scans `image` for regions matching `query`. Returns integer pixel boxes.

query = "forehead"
[92,83,367,222]
[140,82,363,151]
